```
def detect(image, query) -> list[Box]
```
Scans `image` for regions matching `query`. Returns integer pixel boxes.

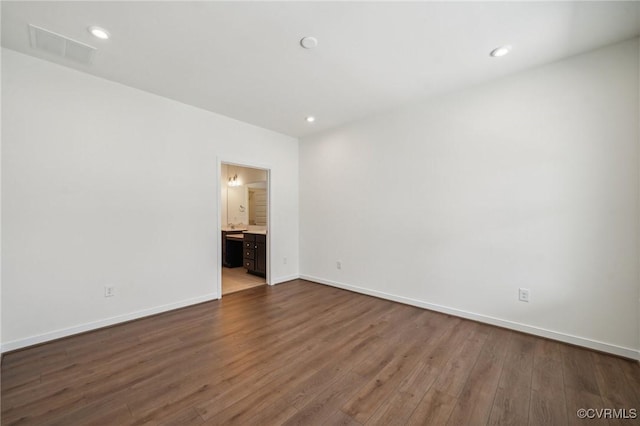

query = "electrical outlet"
[336,261,342,270]
[283,257,287,265]
[518,288,530,302]
[105,286,115,298]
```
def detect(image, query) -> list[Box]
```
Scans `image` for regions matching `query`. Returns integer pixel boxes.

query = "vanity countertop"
[226,233,245,240]
[243,230,267,235]
[222,227,247,232]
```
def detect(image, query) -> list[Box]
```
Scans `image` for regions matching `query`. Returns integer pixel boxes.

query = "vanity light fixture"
[88,26,110,40]
[228,173,240,187]
[306,116,316,123]
[227,164,241,187]
[490,45,511,57]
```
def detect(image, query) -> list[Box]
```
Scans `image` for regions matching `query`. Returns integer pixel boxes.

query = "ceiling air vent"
[28,24,96,64]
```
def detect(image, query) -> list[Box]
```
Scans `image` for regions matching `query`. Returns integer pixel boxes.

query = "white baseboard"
[271,274,300,285]
[300,274,640,360]
[1,293,219,353]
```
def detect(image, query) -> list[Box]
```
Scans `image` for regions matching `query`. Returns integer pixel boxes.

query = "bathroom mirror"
[222,163,267,228]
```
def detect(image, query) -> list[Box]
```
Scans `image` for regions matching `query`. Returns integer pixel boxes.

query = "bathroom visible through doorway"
[220,162,269,295]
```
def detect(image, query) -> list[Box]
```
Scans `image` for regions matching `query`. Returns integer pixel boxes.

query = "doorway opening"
[220,162,269,295]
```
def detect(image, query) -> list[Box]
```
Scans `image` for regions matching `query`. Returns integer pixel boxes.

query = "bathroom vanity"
[221,229,245,267]
[243,232,266,277]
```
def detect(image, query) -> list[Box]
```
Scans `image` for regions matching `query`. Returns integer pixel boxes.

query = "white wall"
[300,38,640,359]
[0,8,3,357]
[1,48,299,350]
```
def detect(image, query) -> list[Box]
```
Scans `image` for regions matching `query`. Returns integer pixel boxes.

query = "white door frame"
[217,158,272,298]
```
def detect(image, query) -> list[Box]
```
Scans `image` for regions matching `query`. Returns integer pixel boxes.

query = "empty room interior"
[1,1,640,425]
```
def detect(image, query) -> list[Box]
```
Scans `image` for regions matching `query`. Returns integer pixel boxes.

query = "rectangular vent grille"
[29,24,96,64]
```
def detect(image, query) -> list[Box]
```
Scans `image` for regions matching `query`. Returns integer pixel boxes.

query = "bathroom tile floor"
[222,266,266,295]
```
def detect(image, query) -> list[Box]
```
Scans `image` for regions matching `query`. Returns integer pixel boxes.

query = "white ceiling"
[2,1,639,137]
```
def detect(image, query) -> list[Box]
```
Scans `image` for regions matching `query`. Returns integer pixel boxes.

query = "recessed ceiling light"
[306,116,316,123]
[88,26,110,40]
[490,45,511,57]
[300,37,318,49]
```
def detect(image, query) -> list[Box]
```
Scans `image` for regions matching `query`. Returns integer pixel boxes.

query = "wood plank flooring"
[2,280,639,425]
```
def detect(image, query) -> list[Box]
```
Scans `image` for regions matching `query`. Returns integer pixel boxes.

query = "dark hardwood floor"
[2,279,639,425]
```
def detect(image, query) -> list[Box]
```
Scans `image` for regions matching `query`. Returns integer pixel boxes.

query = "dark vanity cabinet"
[222,231,244,267]
[243,233,266,277]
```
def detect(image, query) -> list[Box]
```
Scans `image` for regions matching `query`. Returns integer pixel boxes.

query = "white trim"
[266,168,272,287]
[300,274,640,360]
[637,36,640,366]
[1,293,218,353]
[272,274,300,285]
[216,156,222,297]
[216,157,223,299]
